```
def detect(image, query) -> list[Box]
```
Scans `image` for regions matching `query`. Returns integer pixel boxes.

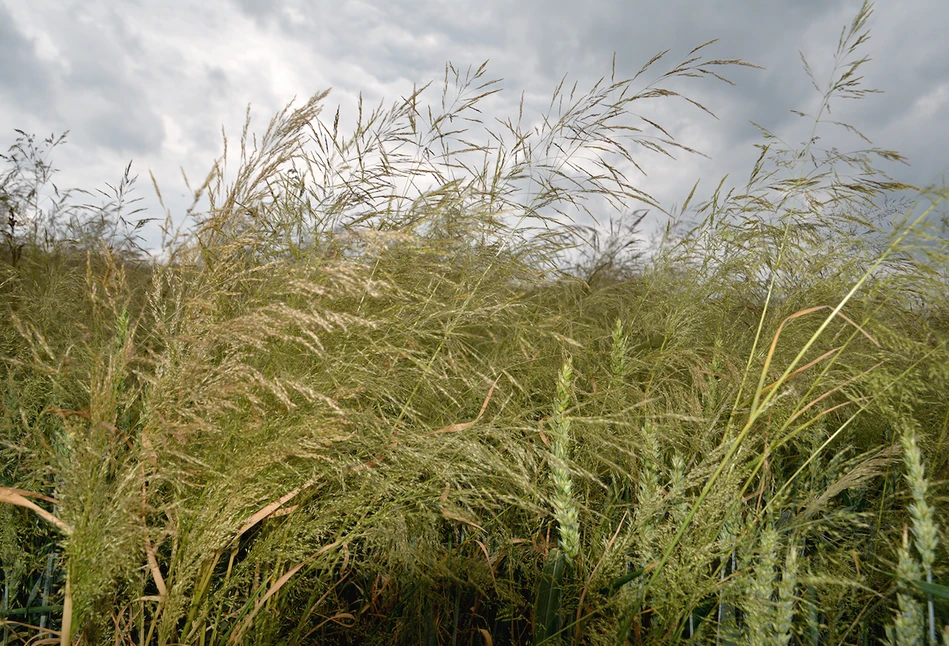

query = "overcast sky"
[2,0,947,259]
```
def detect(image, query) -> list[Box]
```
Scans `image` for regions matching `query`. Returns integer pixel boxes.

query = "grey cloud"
[54,4,164,156]
[0,0,945,254]
[0,4,56,112]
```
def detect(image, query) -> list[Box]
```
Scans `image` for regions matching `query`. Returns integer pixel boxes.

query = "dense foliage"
[2,3,947,643]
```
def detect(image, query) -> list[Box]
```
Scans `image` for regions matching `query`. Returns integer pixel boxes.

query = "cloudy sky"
[2,0,947,259]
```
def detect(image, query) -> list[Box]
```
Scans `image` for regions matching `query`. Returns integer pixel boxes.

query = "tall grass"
[1,1,948,643]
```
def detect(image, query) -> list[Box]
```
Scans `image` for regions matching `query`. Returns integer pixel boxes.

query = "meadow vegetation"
[1,2,948,643]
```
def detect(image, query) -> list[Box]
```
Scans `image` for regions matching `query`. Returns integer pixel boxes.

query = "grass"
[1,2,948,643]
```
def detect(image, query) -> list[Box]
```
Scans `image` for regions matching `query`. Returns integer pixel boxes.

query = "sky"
[2,0,947,261]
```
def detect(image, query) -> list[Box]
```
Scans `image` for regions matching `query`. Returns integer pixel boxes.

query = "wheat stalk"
[550,356,581,567]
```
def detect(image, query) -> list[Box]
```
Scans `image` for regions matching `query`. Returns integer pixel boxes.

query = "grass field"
[1,2,947,644]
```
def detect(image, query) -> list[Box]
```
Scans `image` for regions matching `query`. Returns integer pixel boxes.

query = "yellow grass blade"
[0,487,72,535]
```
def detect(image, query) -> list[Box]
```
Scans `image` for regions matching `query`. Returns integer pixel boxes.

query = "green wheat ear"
[887,527,926,646]
[550,356,581,566]
[894,419,940,644]
[533,359,580,646]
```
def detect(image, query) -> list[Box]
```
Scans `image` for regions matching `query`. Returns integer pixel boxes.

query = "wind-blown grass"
[1,2,948,644]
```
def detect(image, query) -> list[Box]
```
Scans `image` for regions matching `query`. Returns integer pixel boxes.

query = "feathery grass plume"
[899,418,940,645]
[25,249,148,641]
